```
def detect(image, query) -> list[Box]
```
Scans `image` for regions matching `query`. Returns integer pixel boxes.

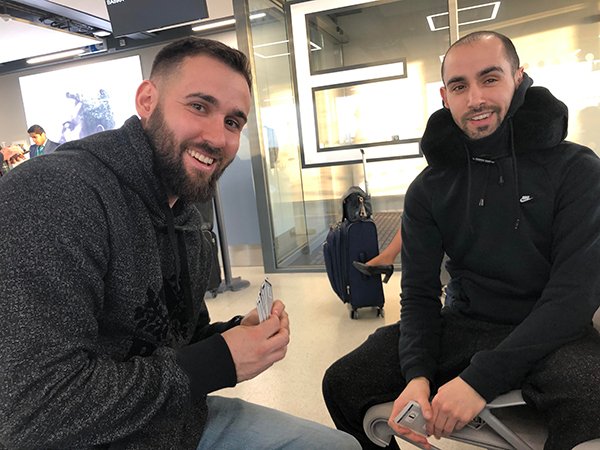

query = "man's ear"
[440,86,449,109]
[515,67,525,86]
[135,80,158,120]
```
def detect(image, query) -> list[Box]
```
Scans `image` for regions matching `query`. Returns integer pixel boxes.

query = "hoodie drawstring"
[509,119,521,230]
[165,208,181,290]
[478,163,491,207]
[165,207,195,318]
[464,122,521,233]
[464,144,474,233]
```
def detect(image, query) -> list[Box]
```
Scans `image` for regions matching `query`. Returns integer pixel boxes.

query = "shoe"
[352,261,394,283]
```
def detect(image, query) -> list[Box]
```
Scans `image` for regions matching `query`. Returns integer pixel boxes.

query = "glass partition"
[242,0,448,269]
[306,2,410,74]
[289,0,448,167]
[240,0,599,271]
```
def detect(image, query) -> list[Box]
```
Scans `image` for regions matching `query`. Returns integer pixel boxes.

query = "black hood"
[420,73,568,167]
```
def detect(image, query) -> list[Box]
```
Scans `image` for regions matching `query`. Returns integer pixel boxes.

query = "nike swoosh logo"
[519,195,533,203]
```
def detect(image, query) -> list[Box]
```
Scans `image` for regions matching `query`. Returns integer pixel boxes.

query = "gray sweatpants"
[322,307,600,450]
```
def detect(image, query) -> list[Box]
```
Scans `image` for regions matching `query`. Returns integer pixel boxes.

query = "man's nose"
[467,85,485,109]
[202,116,227,149]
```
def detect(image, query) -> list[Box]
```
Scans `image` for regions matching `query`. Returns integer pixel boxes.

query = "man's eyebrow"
[186,92,248,123]
[186,92,218,106]
[446,75,466,86]
[478,65,504,77]
[446,66,505,86]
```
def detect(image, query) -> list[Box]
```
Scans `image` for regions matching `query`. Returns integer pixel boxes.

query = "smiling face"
[440,36,524,140]
[136,54,251,205]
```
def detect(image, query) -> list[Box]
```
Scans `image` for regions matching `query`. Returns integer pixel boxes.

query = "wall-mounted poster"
[18,56,143,144]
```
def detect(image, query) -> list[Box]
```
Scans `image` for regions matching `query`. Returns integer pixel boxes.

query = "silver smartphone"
[394,401,443,450]
[394,401,428,436]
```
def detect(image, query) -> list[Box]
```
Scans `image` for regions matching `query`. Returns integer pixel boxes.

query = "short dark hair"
[441,31,520,83]
[27,124,45,134]
[150,37,252,91]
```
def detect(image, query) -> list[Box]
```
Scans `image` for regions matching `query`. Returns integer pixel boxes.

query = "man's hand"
[1,145,25,163]
[240,299,289,331]
[222,300,290,382]
[429,377,486,439]
[388,377,434,449]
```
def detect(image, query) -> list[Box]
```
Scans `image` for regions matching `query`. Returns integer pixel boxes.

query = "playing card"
[256,279,273,323]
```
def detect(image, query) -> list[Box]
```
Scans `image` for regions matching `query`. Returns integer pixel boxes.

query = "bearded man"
[0,37,359,450]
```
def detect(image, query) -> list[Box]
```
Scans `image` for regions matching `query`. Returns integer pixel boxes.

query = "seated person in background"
[27,124,59,157]
[353,227,401,281]
[323,30,600,450]
[0,37,360,450]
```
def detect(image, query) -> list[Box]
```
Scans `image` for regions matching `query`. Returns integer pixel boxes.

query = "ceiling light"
[310,41,322,51]
[250,13,267,20]
[426,1,501,31]
[253,39,289,49]
[147,19,206,33]
[93,30,111,37]
[26,48,85,64]
[192,18,236,32]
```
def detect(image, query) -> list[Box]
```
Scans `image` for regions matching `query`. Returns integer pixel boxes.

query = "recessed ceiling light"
[192,18,236,32]
[426,1,501,32]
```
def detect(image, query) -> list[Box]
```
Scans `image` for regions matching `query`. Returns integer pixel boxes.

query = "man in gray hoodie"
[0,37,359,450]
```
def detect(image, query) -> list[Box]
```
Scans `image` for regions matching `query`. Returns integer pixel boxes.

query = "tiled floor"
[207,266,479,450]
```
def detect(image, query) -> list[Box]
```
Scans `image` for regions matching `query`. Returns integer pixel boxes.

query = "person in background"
[353,227,401,281]
[0,37,360,450]
[323,31,600,450]
[0,144,25,175]
[27,124,59,157]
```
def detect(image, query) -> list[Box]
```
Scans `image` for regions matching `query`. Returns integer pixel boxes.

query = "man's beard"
[460,105,502,140]
[145,106,230,204]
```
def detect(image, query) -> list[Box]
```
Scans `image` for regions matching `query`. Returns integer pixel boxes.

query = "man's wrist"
[231,315,244,327]
[409,376,431,388]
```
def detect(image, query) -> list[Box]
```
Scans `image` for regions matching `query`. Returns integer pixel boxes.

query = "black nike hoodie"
[398,74,600,401]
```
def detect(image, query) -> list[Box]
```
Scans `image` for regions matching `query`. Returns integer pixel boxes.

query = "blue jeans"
[196,396,360,450]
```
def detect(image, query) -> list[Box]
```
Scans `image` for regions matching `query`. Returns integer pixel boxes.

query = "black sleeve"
[398,172,445,384]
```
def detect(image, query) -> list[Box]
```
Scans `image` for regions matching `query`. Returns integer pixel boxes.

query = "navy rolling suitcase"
[323,150,385,319]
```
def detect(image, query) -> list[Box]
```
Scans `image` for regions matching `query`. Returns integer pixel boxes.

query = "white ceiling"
[0,0,234,67]
[49,0,109,20]
[0,18,101,64]
[0,0,108,65]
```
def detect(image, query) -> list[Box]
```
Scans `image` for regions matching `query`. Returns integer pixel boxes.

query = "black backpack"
[342,186,372,222]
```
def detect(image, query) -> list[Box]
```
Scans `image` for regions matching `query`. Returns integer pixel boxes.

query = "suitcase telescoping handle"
[360,148,369,196]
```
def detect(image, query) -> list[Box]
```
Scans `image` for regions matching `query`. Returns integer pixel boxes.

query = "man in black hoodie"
[323,31,600,450]
[0,37,360,449]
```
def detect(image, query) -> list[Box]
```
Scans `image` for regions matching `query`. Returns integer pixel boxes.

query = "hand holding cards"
[256,279,273,322]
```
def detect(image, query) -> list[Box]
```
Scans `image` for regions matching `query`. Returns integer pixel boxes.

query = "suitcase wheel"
[377,307,385,318]
[350,309,358,320]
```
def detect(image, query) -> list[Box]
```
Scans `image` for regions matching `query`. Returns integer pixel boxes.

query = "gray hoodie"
[0,116,238,449]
